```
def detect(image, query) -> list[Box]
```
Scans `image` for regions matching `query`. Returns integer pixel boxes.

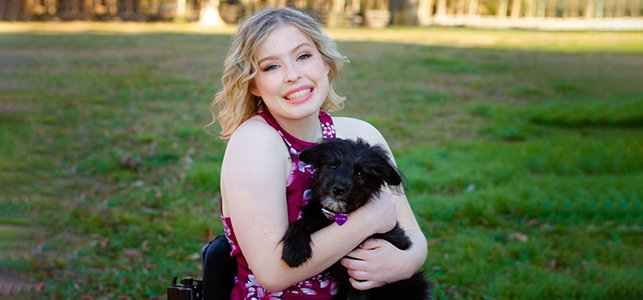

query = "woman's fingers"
[341,256,366,270]
[358,238,383,250]
[346,269,369,281]
[348,277,382,291]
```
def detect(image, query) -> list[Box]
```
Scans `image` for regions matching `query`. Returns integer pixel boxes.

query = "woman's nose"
[284,61,302,83]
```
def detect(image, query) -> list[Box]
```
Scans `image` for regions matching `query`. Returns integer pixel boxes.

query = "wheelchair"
[167,235,237,300]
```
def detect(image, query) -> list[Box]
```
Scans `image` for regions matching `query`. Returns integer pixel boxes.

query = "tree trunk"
[536,0,545,17]
[595,0,603,17]
[632,0,640,17]
[570,0,579,17]
[604,0,614,17]
[436,0,446,17]
[200,0,223,26]
[562,0,569,17]
[71,0,80,14]
[47,0,57,15]
[82,0,92,13]
[584,0,594,18]
[497,0,508,18]
[524,0,534,17]
[107,0,117,15]
[456,0,465,16]
[546,0,556,17]
[468,0,478,15]
[405,0,420,25]
[614,0,625,16]
[417,0,433,25]
[510,0,521,18]
[333,0,344,12]
[176,0,186,16]
[352,0,360,14]
[0,0,8,20]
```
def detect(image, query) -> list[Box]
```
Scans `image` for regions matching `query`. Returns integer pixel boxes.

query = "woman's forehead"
[254,24,316,60]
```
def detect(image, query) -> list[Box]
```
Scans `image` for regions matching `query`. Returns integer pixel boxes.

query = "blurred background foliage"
[3,0,643,30]
[0,24,642,299]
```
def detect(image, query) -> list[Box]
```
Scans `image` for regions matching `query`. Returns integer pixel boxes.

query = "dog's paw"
[282,228,313,268]
[282,242,312,268]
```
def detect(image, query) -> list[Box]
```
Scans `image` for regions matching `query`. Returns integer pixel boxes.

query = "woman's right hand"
[356,188,397,234]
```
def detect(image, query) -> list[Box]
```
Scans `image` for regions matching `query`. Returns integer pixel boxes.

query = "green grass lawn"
[1,24,642,299]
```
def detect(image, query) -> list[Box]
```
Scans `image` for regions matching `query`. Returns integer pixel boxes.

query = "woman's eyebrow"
[258,43,312,65]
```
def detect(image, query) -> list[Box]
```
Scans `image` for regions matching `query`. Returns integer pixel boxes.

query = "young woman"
[210,7,427,300]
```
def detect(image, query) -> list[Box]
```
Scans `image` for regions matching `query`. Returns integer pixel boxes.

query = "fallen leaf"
[510,232,528,242]
[124,249,140,257]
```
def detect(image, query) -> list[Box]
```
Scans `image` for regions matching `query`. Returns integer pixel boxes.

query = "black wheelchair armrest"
[201,235,238,300]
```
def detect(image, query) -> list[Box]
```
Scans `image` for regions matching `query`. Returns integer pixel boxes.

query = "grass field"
[1,23,642,299]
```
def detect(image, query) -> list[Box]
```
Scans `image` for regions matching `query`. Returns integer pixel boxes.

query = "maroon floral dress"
[221,110,338,300]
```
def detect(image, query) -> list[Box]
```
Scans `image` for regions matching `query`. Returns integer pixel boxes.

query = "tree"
[200,0,224,26]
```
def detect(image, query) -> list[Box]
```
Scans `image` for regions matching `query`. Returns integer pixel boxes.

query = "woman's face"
[251,24,330,122]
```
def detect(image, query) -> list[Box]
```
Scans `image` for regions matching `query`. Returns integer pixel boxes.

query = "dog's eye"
[355,171,362,176]
[330,164,338,170]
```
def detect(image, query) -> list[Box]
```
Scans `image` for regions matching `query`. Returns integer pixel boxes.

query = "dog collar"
[321,208,348,226]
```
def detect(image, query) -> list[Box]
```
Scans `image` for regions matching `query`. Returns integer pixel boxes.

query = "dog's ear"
[382,160,403,187]
[299,139,334,166]
[365,141,403,187]
[380,157,407,195]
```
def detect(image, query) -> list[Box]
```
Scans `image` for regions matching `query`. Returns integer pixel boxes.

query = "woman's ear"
[250,83,260,97]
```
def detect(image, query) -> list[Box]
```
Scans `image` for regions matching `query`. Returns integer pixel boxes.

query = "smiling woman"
[209,8,348,142]
[207,7,428,300]
[249,25,331,141]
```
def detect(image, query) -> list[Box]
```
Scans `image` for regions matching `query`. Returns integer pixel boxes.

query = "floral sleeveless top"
[221,110,338,300]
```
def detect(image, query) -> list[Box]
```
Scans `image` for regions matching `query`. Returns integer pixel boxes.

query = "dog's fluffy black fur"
[281,138,431,300]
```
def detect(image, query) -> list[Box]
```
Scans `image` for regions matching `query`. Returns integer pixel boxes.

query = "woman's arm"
[220,118,398,293]
[334,117,428,289]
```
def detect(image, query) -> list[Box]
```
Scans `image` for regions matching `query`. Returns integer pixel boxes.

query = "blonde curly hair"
[207,7,349,140]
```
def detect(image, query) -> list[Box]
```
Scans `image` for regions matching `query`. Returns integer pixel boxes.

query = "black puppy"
[282,138,431,300]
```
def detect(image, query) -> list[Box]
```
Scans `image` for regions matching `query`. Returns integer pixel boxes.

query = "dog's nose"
[332,183,346,196]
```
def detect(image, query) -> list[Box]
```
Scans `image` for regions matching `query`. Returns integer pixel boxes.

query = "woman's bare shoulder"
[333,116,385,144]
[225,116,286,153]
[222,116,289,175]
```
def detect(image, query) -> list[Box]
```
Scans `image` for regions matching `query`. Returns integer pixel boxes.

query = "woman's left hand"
[340,238,412,290]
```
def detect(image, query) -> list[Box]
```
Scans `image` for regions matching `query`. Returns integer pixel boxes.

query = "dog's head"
[299,138,403,214]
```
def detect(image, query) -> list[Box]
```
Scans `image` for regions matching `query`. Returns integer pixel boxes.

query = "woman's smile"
[284,86,314,103]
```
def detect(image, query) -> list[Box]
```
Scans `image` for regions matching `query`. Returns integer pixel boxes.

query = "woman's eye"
[263,65,278,71]
[297,54,311,61]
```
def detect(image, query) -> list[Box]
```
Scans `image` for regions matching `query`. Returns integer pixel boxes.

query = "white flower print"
[330,280,338,295]
[321,122,336,138]
[297,161,314,175]
[286,161,297,187]
[319,277,330,289]
[290,147,299,156]
[303,189,312,201]
[245,275,283,300]
[221,217,237,253]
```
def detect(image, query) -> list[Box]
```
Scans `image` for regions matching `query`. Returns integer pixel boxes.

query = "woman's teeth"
[286,89,311,100]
